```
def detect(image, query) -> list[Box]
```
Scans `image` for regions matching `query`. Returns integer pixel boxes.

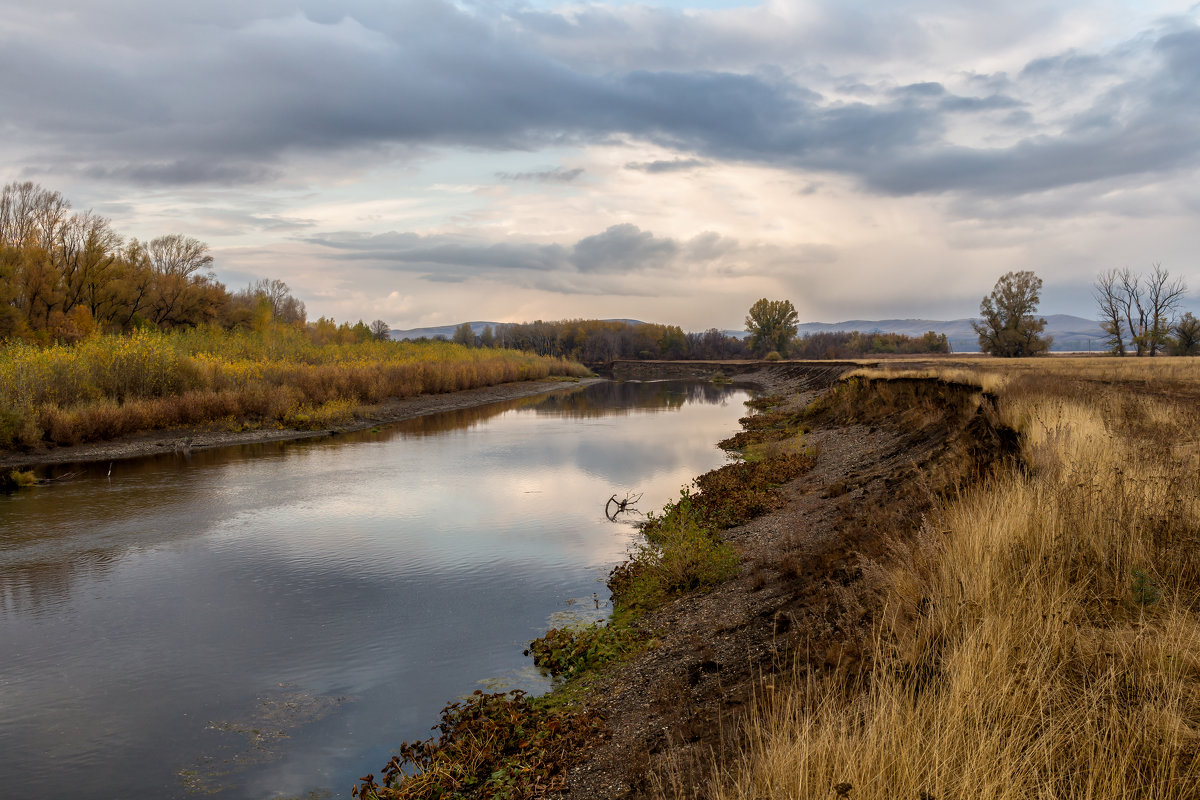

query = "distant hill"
[392,315,1107,353]
[389,319,646,341]
[389,321,495,341]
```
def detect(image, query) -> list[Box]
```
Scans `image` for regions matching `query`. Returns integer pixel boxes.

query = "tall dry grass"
[0,325,590,447]
[705,363,1200,799]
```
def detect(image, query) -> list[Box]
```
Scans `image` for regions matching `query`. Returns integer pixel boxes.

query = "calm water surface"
[0,380,751,799]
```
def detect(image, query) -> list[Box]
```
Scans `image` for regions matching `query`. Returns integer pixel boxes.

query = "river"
[0,379,751,799]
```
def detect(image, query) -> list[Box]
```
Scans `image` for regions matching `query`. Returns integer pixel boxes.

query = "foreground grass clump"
[353,690,601,800]
[706,362,1200,800]
[0,325,591,448]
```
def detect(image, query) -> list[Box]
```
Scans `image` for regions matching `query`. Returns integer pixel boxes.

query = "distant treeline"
[791,330,950,359]
[0,181,387,345]
[438,319,949,361]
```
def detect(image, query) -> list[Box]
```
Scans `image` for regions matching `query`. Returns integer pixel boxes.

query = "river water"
[0,379,751,799]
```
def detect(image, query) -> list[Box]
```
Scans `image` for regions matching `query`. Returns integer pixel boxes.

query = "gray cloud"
[571,224,678,273]
[625,158,707,173]
[3,1,1199,201]
[496,167,584,183]
[303,223,830,293]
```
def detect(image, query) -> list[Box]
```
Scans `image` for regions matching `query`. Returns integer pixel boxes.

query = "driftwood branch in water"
[605,491,643,521]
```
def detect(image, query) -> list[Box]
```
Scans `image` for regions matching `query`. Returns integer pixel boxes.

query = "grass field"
[0,325,591,448]
[706,356,1200,800]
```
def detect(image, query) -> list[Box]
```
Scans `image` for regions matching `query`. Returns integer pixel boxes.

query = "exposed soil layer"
[567,370,1019,799]
[0,378,603,470]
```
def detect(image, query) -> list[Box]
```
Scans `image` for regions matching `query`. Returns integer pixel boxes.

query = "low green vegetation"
[608,488,742,613]
[525,622,651,679]
[2,469,36,490]
[353,690,602,800]
[610,396,814,613]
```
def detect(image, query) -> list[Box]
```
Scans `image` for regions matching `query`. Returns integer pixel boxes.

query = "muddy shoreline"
[0,377,605,470]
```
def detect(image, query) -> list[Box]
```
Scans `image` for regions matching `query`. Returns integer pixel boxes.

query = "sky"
[3,0,1200,331]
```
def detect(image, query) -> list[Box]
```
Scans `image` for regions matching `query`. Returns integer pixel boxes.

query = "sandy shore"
[0,377,603,470]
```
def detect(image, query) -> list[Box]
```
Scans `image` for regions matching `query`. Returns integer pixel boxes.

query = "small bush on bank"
[525,622,650,679]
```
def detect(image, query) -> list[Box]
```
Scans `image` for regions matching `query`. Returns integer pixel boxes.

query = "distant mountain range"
[391,315,1108,353]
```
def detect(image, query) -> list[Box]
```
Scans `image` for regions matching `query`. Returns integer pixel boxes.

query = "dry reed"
[704,361,1200,800]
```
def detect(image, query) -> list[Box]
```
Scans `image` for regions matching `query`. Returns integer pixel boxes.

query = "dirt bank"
[0,377,603,470]
[565,372,1018,798]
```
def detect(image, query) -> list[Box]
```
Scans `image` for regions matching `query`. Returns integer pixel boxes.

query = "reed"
[0,325,591,447]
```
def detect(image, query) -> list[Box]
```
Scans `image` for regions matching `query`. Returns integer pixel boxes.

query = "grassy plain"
[0,325,590,449]
[705,356,1200,800]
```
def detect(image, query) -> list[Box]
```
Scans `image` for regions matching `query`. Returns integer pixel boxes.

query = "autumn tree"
[745,298,799,357]
[452,322,475,347]
[1171,312,1200,356]
[972,271,1052,357]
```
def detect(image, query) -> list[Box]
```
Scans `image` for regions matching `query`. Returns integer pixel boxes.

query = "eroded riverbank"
[558,373,1018,798]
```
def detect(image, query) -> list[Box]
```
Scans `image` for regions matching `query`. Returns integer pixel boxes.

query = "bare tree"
[0,181,70,249]
[1095,264,1188,356]
[1118,268,1150,356]
[1144,263,1187,356]
[1093,268,1127,355]
[146,234,213,278]
[369,319,390,341]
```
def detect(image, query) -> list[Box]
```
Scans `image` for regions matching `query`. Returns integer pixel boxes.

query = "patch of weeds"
[718,406,805,451]
[525,622,650,679]
[688,454,812,530]
[609,489,742,612]
[709,371,731,385]
[744,394,786,411]
[282,399,356,430]
[3,469,37,490]
[354,690,602,800]
[1130,566,1161,606]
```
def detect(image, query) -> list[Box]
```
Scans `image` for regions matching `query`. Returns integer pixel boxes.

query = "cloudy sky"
[4,0,1200,330]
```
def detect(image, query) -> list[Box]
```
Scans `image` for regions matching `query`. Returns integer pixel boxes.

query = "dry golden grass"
[0,326,592,448]
[702,360,1200,800]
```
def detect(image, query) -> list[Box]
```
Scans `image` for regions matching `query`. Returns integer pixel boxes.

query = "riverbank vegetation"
[0,324,589,450]
[353,690,603,800]
[704,356,1200,800]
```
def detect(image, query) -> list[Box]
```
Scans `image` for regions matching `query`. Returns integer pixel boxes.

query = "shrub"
[610,488,741,612]
[354,690,602,800]
[525,622,649,679]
